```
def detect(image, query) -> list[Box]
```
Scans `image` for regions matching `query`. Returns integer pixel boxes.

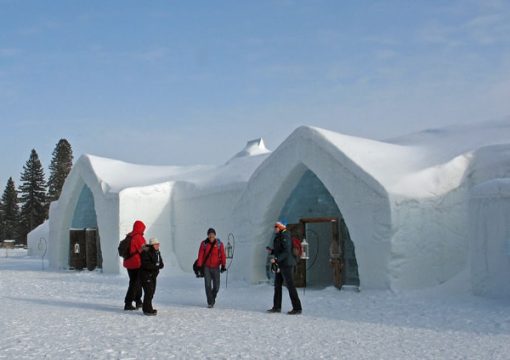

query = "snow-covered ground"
[1,251,509,359]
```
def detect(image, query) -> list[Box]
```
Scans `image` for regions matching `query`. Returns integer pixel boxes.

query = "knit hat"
[207,228,216,235]
[149,238,160,245]
[274,221,286,231]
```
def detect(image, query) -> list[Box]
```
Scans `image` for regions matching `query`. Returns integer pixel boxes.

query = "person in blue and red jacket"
[266,221,302,315]
[196,228,226,308]
[123,220,147,311]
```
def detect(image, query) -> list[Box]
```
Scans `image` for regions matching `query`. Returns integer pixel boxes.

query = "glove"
[220,266,226,273]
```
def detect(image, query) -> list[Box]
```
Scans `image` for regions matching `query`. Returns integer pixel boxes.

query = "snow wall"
[119,182,175,268]
[470,179,510,298]
[27,221,49,257]
[389,187,469,289]
[172,182,245,272]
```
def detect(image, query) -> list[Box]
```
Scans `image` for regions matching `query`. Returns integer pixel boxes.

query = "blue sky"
[1,0,509,185]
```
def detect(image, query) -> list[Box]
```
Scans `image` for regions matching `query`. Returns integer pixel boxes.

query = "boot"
[266,308,281,313]
[124,303,136,311]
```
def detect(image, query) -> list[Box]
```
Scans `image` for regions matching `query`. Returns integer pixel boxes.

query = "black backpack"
[118,235,133,259]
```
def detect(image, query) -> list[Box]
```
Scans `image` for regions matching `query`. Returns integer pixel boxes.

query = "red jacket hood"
[130,220,146,236]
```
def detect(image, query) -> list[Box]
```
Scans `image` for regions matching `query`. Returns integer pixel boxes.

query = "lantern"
[300,238,309,260]
[226,241,233,259]
[73,243,80,254]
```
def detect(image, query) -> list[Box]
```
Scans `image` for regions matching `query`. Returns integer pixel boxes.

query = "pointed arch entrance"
[278,170,359,289]
[68,184,102,271]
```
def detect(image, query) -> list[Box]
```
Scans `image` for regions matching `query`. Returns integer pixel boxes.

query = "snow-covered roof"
[308,118,510,197]
[74,118,510,198]
[228,138,270,162]
[77,140,272,194]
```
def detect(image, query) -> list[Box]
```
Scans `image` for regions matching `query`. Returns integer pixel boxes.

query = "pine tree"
[0,197,4,240]
[0,177,20,241]
[47,139,73,203]
[19,149,47,243]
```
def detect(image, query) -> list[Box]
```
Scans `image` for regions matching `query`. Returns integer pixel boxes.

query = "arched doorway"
[276,170,359,289]
[68,185,102,271]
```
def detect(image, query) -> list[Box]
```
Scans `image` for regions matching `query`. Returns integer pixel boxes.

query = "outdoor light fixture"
[226,240,234,259]
[300,238,309,260]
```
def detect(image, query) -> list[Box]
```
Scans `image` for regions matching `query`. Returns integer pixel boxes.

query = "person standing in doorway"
[123,220,147,311]
[196,228,226,308]
[140,238,164,316]
[266,221,302,315]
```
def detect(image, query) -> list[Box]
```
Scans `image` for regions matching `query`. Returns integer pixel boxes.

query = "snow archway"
[233,127,392,289]
[48,156,121,273]
[278,169,359,288]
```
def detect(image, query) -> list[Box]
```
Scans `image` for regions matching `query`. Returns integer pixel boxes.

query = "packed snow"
[1,252,509,359]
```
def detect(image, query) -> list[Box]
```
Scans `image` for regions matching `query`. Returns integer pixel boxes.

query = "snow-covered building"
[40,120,510,296]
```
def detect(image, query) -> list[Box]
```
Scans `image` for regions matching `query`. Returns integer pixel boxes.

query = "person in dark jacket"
[266,221,302,315]
[196,228,226,308]
[140,238,164,316]
[123,220,147,311]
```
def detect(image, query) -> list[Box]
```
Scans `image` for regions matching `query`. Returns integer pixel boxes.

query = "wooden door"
[85,229,98,271]
[331,220,343,289]
[69,229,87,270]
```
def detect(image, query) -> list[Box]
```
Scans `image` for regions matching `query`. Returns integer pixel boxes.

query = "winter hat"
[149,238,160,245]
[207,228,216,235]
[274,221,286,231]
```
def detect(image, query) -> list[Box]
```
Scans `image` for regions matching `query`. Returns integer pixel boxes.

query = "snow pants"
[125,268,142,306]
[273,265,302,311]
[142,275,157,313]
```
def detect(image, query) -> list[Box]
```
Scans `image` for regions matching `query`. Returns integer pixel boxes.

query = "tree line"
[0,139,73,245]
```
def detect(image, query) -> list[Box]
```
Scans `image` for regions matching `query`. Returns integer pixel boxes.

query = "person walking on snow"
[123,220,147,311]
[140,238,164,316]
[266,221,302,315]
[196,228,226,308]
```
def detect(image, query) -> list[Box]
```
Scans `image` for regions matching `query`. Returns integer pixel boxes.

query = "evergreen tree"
[0,177,20,240]
[47,139,73,203]
[0,196,3,240]
[19,149,47,243]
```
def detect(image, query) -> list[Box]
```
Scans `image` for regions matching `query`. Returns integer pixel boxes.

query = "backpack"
[291,237,303,258]
[118,235,133,259]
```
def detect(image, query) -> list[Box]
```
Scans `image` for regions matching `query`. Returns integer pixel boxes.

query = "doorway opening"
[68,185,102,271]
[273,169,359,289]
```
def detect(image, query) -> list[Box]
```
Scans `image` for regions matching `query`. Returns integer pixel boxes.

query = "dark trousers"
[141,275,157,313]
[124,268,142,305]
[204,267,220,306]
[273,265,302,311]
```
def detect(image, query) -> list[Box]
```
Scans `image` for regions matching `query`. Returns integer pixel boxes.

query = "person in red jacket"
[196,228,226,308]
[123,220,147,310]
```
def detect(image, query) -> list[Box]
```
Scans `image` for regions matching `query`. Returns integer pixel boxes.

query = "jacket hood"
[131,220,146,235]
